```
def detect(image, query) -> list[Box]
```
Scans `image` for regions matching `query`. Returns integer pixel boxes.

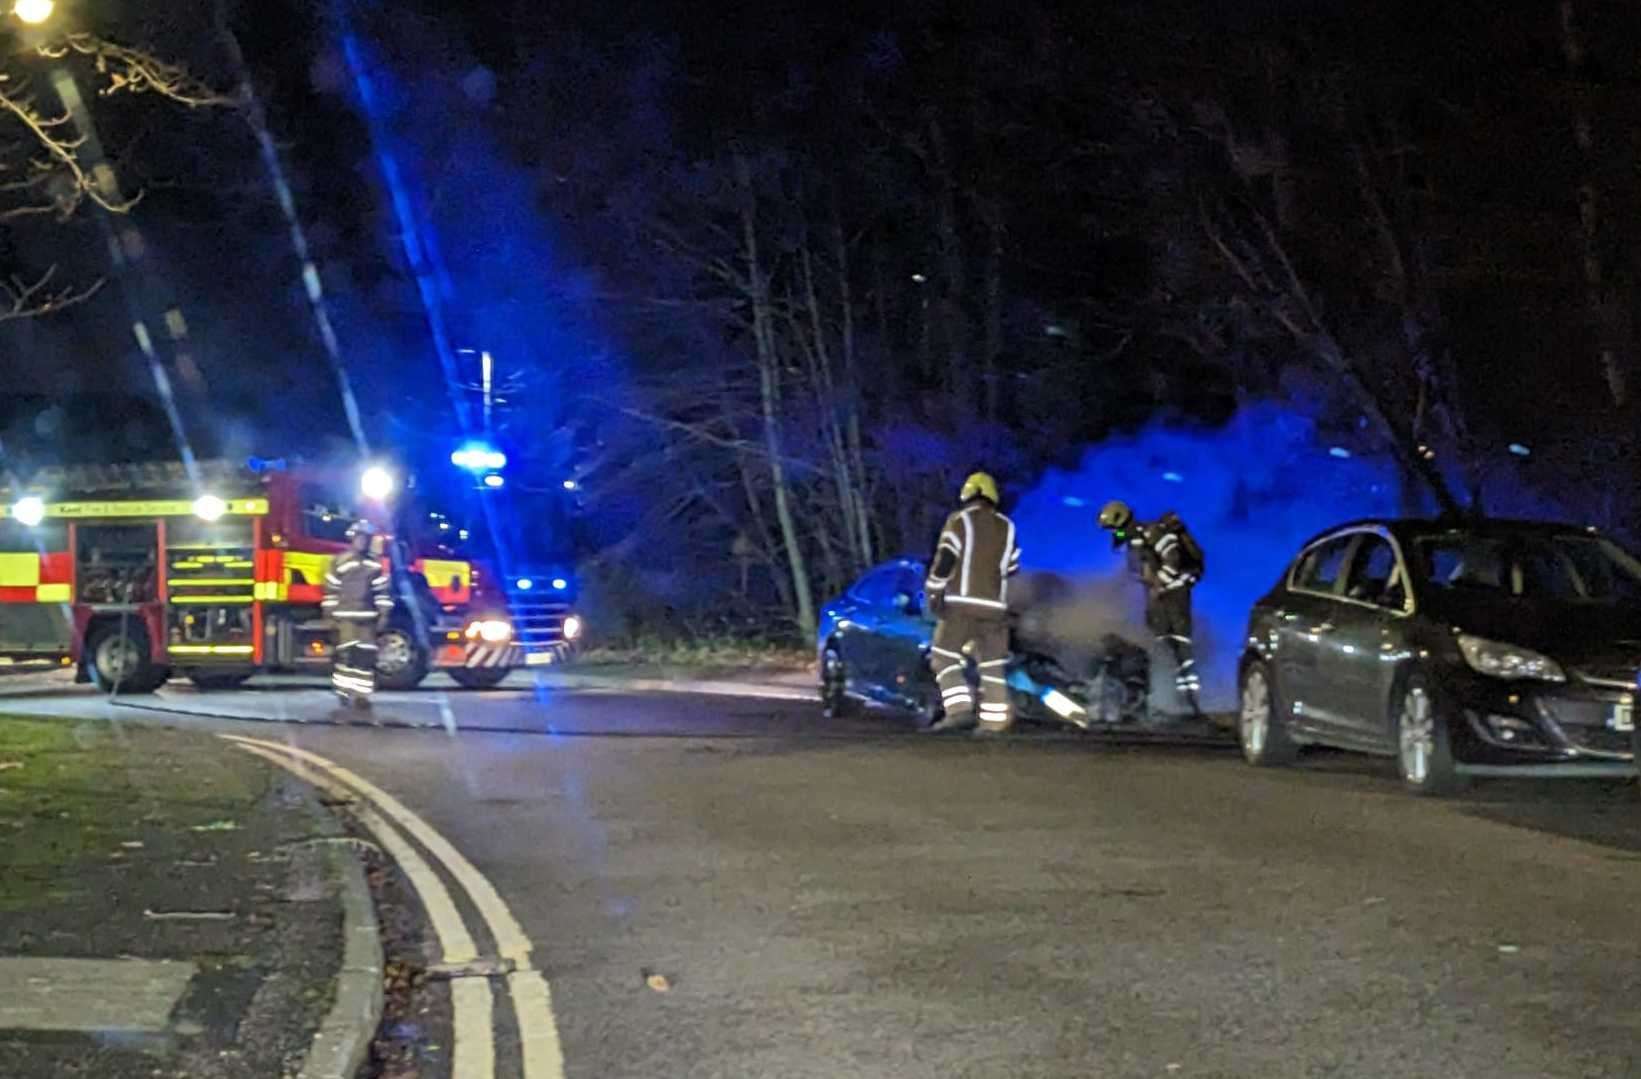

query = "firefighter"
[1097,500,1204,720]
[322,520,394,708]
[924,472,1022,735]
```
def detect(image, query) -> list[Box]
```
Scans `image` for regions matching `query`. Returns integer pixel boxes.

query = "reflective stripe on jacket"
[924,501,1020,611]
[322,554,393,621]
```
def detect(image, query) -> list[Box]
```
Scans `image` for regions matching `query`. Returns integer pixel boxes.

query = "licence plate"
[1609,699,1634,732]
[525,651,555,667]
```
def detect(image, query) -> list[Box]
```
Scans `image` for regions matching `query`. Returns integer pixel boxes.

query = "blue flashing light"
[482,473,505,489]
[1508,443,1531,458]
[246,456,288,473]
[1328,446,1352,459]
[452,443,508,472]
[562,479,579,491]
[517,578,533,590]
[1162,471,1184,484]
[551,577,568,591]
[1061,496,1087,508]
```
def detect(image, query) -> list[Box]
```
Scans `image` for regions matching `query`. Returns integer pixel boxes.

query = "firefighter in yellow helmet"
[924,471,1022,734]
[1098,499,1204,720]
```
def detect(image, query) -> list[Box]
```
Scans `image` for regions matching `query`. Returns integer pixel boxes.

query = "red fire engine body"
[0,460,541,691]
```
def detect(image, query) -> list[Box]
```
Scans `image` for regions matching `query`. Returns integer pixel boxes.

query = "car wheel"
[1239,660,1297,766]
[1396,674,1461,796]
[820,644,859,718]
[375,626,429,691]
[449,666,510,690]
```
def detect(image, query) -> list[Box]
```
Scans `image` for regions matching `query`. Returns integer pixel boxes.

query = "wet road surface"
[5,674,1640,1078]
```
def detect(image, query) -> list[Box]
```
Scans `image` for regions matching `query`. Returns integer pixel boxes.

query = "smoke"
[1009,402,1402,708]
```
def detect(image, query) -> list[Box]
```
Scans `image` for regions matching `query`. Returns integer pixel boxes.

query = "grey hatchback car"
[1238,518,1641,794]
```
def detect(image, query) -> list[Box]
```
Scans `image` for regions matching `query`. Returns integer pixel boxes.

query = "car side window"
[1345,535,1405,608]
[1293,536,1353,595]
[850,568,901,605]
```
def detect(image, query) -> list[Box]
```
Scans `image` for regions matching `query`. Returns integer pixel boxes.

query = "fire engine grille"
[504,595,574,650]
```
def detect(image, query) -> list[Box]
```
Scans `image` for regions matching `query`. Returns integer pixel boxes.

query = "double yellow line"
[220,735,565,1079]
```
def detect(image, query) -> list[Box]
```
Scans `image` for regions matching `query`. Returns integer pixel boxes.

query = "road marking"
[230,742,494,1079]
[224,734,566,1079]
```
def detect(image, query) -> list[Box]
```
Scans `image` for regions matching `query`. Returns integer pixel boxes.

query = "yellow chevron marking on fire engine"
[169,596,253,605]
[0,554,39,588]
[418,559,471,591]
[281,550,332,588]
[34,584,70,603]
[253,581,288,600]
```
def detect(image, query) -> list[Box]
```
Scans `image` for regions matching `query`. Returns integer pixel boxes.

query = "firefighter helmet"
[959,471,1000,504]
[1097,500,1134,532]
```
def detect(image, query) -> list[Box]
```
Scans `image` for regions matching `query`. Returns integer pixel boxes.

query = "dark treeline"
[13,2,1641,640]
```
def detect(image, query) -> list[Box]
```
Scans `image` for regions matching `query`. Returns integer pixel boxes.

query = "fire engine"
[0,458,580,691]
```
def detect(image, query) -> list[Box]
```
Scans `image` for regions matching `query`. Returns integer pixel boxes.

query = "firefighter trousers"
[1146,588,1198,716]
[333,619,378,699]
[930,610,1012,731]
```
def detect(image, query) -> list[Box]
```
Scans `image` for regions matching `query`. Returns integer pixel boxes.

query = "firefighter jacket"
[924,500,1021,614]
[1137,515,1200,596]
[322,553,394,623]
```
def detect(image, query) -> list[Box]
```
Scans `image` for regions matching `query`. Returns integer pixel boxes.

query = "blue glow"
[517,578,534,590]
[1061,496,1087,508]
[1508,443,1531,458]
[1010,403,1405,709]
[562,479,578,491]
[1328,446,1352,459]
[552,577,569,591]
[1162,471,1184,483]
[452,443,508,471]
[483,474,505,489]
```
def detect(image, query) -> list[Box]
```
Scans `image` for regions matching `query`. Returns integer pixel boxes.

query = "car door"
[1320,532,1411,749]
[1274,533,1357,734]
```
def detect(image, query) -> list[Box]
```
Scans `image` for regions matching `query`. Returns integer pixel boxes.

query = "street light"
[13,0,55,25]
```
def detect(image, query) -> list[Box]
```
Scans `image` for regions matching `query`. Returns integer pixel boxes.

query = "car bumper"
[1445,670,1636,770]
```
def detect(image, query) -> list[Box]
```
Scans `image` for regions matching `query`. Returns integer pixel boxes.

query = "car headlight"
[464,619,513,644]
[562,614,583,641]
[1456,634,1565,682]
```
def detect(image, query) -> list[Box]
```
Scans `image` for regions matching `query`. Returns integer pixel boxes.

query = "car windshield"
[1411,530,1641,603]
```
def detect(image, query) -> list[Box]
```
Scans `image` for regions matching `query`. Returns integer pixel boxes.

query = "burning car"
[816,558,1151,728]
[1238,518,1641,794]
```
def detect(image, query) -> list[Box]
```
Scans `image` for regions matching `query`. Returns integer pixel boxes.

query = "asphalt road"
[6,675,1641,1078]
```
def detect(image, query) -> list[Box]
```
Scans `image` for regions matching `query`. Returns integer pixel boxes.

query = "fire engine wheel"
[374,626,429,691]
[88,625,168,694]
[449,666,511,690]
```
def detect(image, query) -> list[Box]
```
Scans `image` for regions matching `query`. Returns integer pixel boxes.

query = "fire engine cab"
[0,458,557,691]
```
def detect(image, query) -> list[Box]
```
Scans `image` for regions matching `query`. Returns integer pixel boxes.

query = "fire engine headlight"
[464,619,513,644]
[192,494,227,521]
[563,614,584,642]
[11,496,45,527]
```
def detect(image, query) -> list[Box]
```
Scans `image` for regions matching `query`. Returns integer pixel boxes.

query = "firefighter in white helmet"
[924,472,1022,735]
[322,520,394,708]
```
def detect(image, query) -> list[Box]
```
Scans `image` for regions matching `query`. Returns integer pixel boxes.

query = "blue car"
[817,558,1098,726]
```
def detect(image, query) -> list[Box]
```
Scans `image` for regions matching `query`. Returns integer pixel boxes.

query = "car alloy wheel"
[821,644,858,718]
[377,629,413,676]
[1395,676,1459,795]
[1398,686,1435,786]
[1238,660,1295,766]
